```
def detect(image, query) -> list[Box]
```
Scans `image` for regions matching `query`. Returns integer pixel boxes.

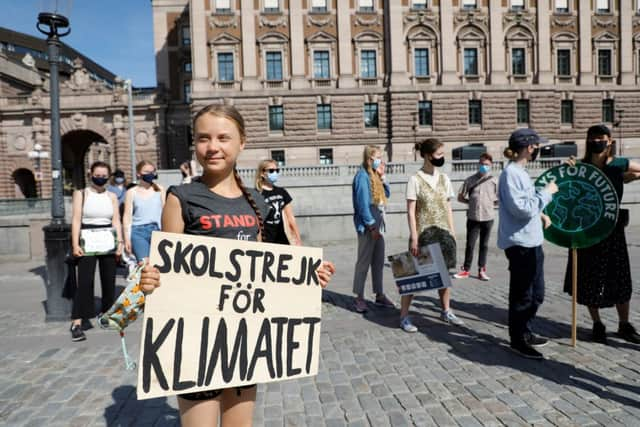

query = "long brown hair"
[136,160,161,192]
[193,104,264,238]
[255,159,276,191]
[361,145,387,206]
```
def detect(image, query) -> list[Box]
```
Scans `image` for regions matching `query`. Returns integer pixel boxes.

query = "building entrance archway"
[12,168,38,198]
[61,130,111,194]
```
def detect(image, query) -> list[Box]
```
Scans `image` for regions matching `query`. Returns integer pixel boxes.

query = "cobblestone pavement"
[1,229,639,427]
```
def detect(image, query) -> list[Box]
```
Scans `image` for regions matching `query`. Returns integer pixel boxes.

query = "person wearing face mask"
[400,138,462,333]
[255,159,302,245]
[498,128,558,359]
[70,161,123,341]
[455,153,498,281]
[123,160,165,262]
[107,169,127,213]
[562,124,640,345]
[351,145,395,313]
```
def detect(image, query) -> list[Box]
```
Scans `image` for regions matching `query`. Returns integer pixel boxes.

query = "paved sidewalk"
[0,228,639,426]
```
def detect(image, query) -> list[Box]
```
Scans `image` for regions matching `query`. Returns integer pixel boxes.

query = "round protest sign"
[535,163,619,248]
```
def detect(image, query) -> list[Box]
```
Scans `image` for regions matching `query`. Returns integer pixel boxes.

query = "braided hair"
[193,104,264,240]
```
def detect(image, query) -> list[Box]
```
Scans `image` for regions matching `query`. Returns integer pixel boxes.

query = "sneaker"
[453,268,470,279]
[353,298,368,313]
[524,332,549,347]
[592,321,608,345]
[617,322,640,344]
[478,267,491,281]
[510,342,543,360]
[374,294,395,309]
[400,316,418,333]
[441,310,464,326]
[70,324,86,342]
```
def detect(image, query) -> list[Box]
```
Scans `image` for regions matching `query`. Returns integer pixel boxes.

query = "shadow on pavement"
[104,385,179,426]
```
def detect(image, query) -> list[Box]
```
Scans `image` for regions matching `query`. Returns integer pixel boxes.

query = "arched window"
[257,32,290,88]
[306,32,337,88]
[504,25,535,84]
[456,25,487,83]
[407,25,439,85]
[209,33,241,89]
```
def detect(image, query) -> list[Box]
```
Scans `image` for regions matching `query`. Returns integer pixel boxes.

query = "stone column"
[388,0,409,86]
[240,0,261,90]
[489,0,507,84]
[337,0,356,88]
[578,1,593,84]
[289,0,308,89]
[536,1,553,84]
[190,0,210,93]
[440,0,457,85]
[620,0,633,85]
[152,3,170,89]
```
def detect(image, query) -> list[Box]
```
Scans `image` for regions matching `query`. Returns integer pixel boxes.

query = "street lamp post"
[37,7,72,321]
[615,109,624,156]
[28,142,49,197]
[125,79,137,182]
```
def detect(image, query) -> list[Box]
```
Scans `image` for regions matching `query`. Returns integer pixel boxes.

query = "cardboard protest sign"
[387,243,452,295]
[137,231,324,399]
[535,163,619,248]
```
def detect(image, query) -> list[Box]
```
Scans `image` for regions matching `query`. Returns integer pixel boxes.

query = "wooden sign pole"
[571,248,578,347]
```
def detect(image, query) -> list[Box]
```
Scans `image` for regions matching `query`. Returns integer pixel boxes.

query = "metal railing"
[0,198,52,216]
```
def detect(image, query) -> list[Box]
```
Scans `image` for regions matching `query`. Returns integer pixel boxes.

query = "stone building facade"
[154,0,640,167]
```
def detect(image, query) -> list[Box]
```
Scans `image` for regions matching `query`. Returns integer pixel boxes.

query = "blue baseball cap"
[508,128,548,151]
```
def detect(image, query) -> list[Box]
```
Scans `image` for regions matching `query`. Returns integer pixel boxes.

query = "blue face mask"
[372,158,382,170]
[479,164,491,174]
[114,177,125,185]
[91,177,108,186]
[141,173,157,184]
[267,172,279,184]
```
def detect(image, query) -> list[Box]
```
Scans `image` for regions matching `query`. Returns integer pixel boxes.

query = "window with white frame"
[412,0,427,9]
[360,50,377,78]
[457,26,487,80]
[311,0,327,12]
[557,49,571,76]
[264,0,280,13]
[602,99,614,123]
[464,48,478,75]
[214,0,231,13]
[217,52,234,81]
[511,0,524,10]
[359,0,374,12]
[505,26,534,80]
[418,101,432,127]
[517,99,529,125]
[468,100,482,126]
[598,49,612,76]
[266,51,283,80]
[364,103,378,128]
[269,105,284,131]
[512,48,526,75]
[317,104,332,130]
[555,0,569,13]
[462,0,477,10]
[596,0,610,13]
[313,51,330,79]
[415,48,430,77]
[561,100,574,125]
[408,26,438,82]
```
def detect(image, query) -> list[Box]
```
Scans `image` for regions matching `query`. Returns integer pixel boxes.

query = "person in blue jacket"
[351,145,395,313]
[498,128,558,360]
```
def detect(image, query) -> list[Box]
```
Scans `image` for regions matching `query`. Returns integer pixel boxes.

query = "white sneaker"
[400,316,418,333]
[441,310,464,326]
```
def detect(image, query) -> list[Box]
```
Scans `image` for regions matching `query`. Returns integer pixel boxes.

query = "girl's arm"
[71,190,83,257]
[283,204,302,245]
[623,159,640,183]
[446,200,455,238]
[122,189,135,254]
[407,199,419,256]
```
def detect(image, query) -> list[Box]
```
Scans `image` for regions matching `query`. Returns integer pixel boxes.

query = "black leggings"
[71,254,117,319]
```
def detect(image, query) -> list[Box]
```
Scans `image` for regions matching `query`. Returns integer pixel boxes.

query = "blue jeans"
[130,223,159,262]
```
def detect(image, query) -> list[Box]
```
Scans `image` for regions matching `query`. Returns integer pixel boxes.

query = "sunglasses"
[265,168,280,173]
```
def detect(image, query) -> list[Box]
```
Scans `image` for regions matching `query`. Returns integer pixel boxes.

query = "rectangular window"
[512,48,526,75]
[464,48,478,76]
[414,48,430,77]
[511,0,524,10]
[517,99,529,125]
[311,0,327,12]
[462,0,477,9]
[217,53,234,81]
[183,82,191,103]
[181,26,191,46]
[319,148,333,165]
[313,50,330,79]
[557,49,571,76]
[602,99,614,123]
[271,150,285,166]
[555,0,568,12]
[412,0,427,9]
[418,101,432,127]
[269,105,284,131]
[598,49,612,76]
[359,0,374,12]
[184,62,192,73]
[215,0,231,12]
[266,51,283,80]
[317,104,332,130]
[264,0,279,12]
[360,50,377,78]
[364,103,379,128]
[561,100,574,125]
[468,100,482,126]
[596,0,610,13]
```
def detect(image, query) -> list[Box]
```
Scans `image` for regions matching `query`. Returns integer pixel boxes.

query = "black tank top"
[168,178,270,242]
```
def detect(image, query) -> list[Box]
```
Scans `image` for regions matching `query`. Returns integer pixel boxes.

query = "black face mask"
[141,173,157,184]
[91,177,108,186]
[430,156,445,167]
[589,140,608,154]
[530,147,539,162]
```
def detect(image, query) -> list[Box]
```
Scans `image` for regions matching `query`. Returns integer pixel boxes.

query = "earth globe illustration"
[547,180,603,233]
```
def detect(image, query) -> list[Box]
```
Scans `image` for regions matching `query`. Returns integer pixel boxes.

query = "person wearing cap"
[498,128,558,359]
[563,124,640,345]
[107,169,127,215]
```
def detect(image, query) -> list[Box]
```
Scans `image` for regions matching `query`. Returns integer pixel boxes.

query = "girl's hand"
[409,236,419,257]
[139,263,161,294]
[623,171,639,184]
[72,245,84,258]
[125,241,132,255]
[541,213,552,229]
[316,261,336,289]
[565,155,577,167]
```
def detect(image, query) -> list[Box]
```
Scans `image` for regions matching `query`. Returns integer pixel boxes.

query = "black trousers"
[505,245,545,345]
[71,254,117,319]
[463,219,494,270]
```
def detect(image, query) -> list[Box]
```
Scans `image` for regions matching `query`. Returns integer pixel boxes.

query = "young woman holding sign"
[563,124,640,345]
[138,104,335,427]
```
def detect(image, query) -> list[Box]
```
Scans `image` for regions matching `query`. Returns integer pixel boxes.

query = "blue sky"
[1,0,156,87]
